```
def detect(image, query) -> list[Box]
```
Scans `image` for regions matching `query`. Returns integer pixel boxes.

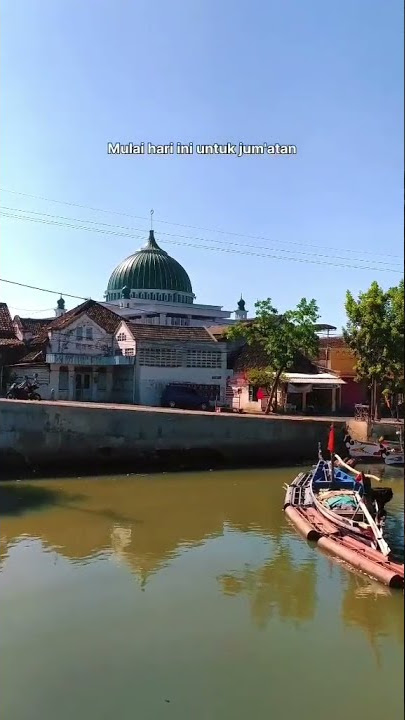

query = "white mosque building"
[101,229,248,327]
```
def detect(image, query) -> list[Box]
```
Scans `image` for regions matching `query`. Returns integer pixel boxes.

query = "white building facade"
[9,301,230,407]
[112,320,229,406]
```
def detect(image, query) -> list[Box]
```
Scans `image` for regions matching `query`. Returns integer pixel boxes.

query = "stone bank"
[0,399,347,476]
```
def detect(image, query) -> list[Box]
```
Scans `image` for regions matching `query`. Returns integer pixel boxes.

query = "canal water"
[0,466,403,720]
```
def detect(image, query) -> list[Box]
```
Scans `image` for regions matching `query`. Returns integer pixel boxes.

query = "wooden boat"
[343,433,392,461]
[383,428,404,466]
[309,454,390,553]
[344,427,403,465]
[384,448,404,466]
[283,425,404,587]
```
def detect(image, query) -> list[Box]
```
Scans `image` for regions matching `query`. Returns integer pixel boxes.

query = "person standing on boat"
[356,471,371,495]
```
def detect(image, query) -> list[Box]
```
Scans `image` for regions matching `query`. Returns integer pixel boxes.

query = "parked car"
[161,385,212,411]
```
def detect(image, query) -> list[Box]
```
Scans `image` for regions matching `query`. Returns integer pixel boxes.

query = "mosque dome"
[105,231,194,303]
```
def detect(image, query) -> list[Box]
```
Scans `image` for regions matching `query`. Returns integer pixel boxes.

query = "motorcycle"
[7,376,41,401]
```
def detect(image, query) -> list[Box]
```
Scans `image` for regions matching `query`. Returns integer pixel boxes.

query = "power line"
[0,278,90,301]
[1,205,400,268]
[1,210,401,274]
[8,306,55,313]
[0,186,401,260]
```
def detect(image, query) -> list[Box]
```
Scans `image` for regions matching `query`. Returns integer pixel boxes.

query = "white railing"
[46,353,135,366]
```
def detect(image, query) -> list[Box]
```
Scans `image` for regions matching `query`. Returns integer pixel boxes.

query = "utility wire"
[0,186,401,260]
[1,210,401,274]
[0,277,90,301]
[0,205,400,268]
[8,306,55,313]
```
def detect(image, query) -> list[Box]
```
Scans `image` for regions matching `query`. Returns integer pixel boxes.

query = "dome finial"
[55,295,66,317]
[150,208,154,231]
[237,294,246,311]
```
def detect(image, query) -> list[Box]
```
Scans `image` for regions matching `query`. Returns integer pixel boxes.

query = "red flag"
[327,425,335,454]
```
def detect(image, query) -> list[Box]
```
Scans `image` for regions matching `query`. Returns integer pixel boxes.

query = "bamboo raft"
[283,469,404,589]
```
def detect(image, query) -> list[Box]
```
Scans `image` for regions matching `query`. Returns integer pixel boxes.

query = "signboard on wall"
[287,384,313,394]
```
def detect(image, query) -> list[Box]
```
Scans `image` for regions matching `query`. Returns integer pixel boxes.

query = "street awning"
[285,373,346,387]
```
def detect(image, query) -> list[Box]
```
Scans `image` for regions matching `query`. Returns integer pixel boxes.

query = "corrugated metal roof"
[285,373,346,385]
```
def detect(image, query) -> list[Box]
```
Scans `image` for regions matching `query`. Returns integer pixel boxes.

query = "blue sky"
[0,0,403,329]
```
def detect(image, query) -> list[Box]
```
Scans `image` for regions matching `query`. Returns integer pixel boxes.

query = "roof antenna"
[150,208,154,231]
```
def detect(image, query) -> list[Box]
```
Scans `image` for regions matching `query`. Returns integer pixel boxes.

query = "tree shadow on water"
[0,484,137,525]
[0,483,65,517]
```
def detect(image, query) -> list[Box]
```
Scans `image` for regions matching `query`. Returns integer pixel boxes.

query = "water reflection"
[218,547,317,628]
[342,573,404,649]
[0,471,286,579]
[0,468,403,651]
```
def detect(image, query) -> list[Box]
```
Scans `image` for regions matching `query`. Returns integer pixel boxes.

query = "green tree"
[227,298,320,414]
[343,279,404,420]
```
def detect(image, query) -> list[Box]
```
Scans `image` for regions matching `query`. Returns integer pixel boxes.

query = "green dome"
[106,231,193,301]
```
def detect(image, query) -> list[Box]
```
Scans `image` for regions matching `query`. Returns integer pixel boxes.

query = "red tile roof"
[126,323,218,343]
[51,300,121,334]
[0,303,16,339]
[15,317,55,335]
[0,338,24,348]
[230,341,320,374]
[13,349,46,364]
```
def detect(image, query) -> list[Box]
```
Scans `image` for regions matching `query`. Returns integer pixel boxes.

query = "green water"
[0,466,403,720]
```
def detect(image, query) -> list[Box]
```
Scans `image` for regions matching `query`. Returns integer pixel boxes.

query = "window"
[117,332,127,341]
[86,327,93,340]
[76,327,83,340]
[124,347,134,356]
[138,347,182,367]
[186,350,222,368]
[59,367,68,391]
[248,386,258,402]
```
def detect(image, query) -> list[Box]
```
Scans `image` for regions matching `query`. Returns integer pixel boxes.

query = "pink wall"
[341,378,367,410]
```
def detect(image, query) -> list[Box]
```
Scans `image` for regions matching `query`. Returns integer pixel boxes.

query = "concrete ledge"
[0,399,348,476]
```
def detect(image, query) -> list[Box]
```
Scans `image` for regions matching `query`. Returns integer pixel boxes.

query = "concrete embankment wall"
[346,418,403,443]
[0,400,347,476]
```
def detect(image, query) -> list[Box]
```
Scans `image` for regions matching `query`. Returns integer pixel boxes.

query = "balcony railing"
[46,353,135,366]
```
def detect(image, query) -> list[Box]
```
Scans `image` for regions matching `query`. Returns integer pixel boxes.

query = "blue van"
[161,384,211,411]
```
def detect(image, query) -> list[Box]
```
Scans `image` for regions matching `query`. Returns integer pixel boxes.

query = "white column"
[49,365,59,399]
[68,367,75,401]
[92,369,98,401]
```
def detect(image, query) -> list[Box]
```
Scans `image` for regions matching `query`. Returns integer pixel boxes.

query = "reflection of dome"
[106,231,193,303]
